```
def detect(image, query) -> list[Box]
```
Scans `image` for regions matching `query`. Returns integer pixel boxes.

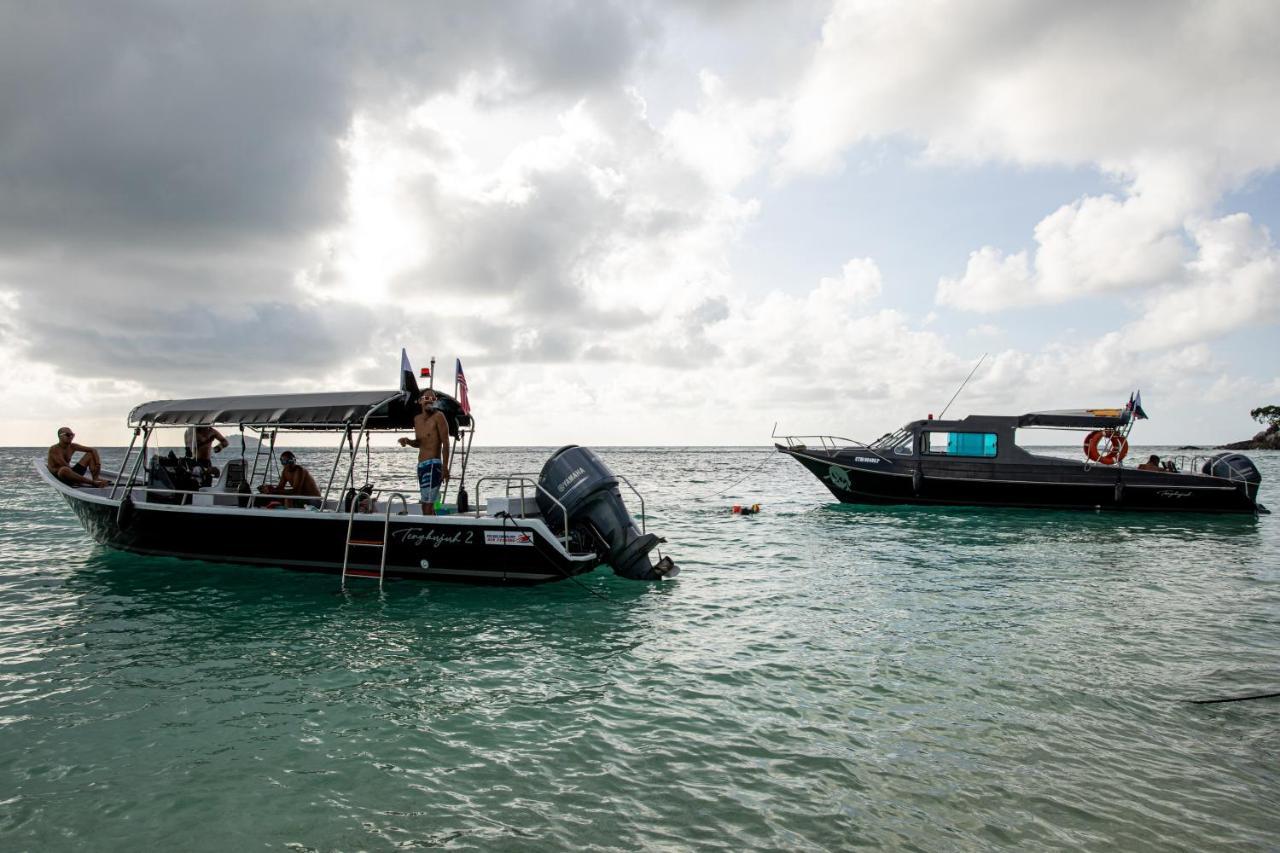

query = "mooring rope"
[687,451,783,502]
[1186,690,1280,705]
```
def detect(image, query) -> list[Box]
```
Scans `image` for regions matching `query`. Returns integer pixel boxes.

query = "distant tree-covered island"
[1220,405,1280,450]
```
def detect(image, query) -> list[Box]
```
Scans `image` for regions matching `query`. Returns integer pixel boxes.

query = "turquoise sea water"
[2,445,1278,851]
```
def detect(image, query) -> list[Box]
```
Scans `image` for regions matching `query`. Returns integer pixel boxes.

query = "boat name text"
[392,528,474,548]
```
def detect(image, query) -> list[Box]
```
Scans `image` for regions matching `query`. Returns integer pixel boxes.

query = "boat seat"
[205,459,250,506]
[217,459,246,491]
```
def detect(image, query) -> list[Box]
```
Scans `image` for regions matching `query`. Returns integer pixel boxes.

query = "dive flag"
[1127,391,1149,420]
[456,359,471,415]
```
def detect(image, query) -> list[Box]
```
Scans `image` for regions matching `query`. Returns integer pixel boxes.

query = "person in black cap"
[257,450,320,508]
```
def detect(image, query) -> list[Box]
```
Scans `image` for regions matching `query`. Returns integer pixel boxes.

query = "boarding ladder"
[341,492,409,590]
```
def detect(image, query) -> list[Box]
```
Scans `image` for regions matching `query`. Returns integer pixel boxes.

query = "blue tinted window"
[927,432,997,457]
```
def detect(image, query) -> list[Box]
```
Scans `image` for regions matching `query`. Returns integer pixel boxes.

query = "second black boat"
[776,403,1266,514]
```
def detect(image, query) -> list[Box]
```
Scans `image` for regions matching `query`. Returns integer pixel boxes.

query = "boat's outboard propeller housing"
[1201,452,1263,498]
[536,446,678,580]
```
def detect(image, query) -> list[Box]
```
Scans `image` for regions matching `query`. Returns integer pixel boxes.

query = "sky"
[2,0,1278,447]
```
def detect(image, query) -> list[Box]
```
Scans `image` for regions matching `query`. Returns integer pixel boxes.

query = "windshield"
[870,428,913,451]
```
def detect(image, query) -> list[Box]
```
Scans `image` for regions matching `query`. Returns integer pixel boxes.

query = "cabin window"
[924,431,998,457]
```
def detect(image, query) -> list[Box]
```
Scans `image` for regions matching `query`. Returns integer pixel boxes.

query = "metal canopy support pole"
[249,428,269,487]
[109,427,141,500]
[118,424,152,505]
[339,412,375,509]
[264,429,278,487]
[322,424,352,510]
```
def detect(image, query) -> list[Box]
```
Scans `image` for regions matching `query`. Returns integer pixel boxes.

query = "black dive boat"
[777,404,1267,514]
[38,353,678,585]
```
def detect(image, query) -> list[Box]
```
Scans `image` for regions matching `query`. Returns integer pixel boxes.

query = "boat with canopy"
[776,398,1267,514]
[36,352,678,585]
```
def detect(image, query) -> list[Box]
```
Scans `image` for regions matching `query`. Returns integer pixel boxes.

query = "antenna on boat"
[938,352,988,420]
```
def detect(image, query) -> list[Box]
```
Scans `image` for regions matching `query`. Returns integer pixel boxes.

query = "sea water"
[1,446,1277,851]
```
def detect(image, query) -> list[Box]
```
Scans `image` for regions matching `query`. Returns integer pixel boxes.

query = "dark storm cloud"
[0,1,651,251]
[18,299,380,389]
[0,0,656,383]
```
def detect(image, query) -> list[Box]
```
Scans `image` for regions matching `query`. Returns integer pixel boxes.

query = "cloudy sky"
[2,0,1277,447]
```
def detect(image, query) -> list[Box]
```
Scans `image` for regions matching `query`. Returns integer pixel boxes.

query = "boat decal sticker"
[484,530,534,546]
[854,456,880,464]
[1156,490,1193,499]
[391,528,474,548]
[826,466,851,490]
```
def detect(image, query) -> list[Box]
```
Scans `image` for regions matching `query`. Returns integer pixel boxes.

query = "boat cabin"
[869,408,1132,464]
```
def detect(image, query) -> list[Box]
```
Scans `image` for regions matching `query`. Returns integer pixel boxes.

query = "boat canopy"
[128,389,417,430]
[1016,408,1131,429]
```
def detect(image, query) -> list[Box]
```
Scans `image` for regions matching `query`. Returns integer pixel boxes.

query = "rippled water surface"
[2,445,1278,850]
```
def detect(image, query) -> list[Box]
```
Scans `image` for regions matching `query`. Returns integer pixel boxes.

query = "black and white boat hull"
[40,464,598,584]
[778,445,1266,514]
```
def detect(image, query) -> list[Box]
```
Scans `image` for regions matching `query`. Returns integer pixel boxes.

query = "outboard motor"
[536,446,678,580]
[1201,452,1263,498]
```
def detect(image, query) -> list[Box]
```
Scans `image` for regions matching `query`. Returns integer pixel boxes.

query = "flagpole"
[429,357,435,390]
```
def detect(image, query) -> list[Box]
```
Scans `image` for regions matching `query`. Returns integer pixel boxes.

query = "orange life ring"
[1083,430,1129,465]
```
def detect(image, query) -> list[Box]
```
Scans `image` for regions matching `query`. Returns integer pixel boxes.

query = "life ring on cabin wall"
[1083,430,1129,465]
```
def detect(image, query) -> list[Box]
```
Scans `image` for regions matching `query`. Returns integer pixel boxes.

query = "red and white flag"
[455,359,471,415]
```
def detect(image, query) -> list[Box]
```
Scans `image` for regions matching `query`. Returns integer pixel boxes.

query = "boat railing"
[613,473,647,534]
[777,434,892,462]
[112,484,324,507]
[1078,451,1249,485]
[474,475,570,550]
[1159,453,1251,484]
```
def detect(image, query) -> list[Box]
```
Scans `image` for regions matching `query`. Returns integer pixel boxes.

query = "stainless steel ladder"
[341,492,409,589]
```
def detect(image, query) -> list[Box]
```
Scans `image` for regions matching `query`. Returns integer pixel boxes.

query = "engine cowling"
[1201,451,1262,498]
[536,445,678,580]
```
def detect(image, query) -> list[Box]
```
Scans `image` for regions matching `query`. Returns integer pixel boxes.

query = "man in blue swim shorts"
[398,390,450,514]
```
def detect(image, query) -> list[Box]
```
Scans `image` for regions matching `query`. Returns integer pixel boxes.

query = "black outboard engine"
[1201,452,1263,499]
[536,446,678,580]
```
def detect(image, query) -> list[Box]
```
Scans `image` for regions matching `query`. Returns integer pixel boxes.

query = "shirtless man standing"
[188,426,229,466]
[398,391,450,514]
[47,427,108,487]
